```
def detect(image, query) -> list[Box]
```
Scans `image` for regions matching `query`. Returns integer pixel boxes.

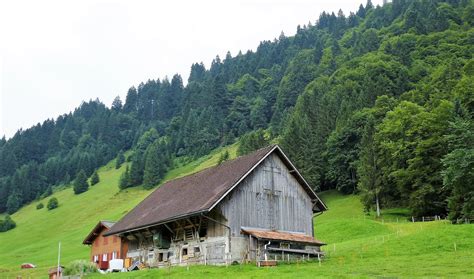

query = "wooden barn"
[105,145,327,267]
[83,221,127,269]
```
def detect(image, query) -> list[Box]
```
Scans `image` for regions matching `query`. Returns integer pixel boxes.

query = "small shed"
[83,221,127,270]
[48,266,63,279]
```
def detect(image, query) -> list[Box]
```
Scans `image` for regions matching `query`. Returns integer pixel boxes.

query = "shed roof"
[105,145,327,236]
[82,220,116,245]
[241,227,325,245]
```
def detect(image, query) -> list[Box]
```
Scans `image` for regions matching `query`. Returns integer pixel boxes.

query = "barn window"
[182,248,188,256]
[158,253,164,262]
[194,246,200,253]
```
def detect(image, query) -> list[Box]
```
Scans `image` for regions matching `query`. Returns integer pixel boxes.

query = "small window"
[194,246,200,253]
[182,248,188,256]
[102,253,108,261]
[112,251,117,259]
[168,251,174,258]
[158,253,164,262]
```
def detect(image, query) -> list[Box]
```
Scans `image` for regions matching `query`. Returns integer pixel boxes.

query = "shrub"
[63,260,98,276]
[47,197,59,210]
[36,203,44,210]
[73,170,89,194]
[0,215,16,232]
[90,170,100,186]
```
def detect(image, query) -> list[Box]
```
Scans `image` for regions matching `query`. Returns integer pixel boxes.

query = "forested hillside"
[0,0,472,221]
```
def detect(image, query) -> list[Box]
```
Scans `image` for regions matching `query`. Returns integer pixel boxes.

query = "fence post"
[422,216,424,222]
[412,216,415,223]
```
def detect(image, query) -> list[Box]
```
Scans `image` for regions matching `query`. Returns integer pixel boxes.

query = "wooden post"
[317,253,321,267]
[422,216,425,222]
[57,242,61,279]
[412,216,415,223]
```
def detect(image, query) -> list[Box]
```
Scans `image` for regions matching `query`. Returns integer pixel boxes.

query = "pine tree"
[115,150,125,169]
[6,191,21,214]
[129,153,144,186]
[73,170,89,194]
[119,165,131,190]
[90,170,100,186]
[143,140,169,189]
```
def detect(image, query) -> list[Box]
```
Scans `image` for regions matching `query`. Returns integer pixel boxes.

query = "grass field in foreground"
[87,191,474,278]
[0,144,238,278]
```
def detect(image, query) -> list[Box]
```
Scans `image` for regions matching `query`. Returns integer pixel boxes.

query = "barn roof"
[105,145,327,236]
[82,220,116,245]
[241,227,325,245]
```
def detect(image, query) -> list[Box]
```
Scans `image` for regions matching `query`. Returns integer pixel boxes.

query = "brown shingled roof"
[241,227,325,245]
[83,220,116,245]
[105,145,326,236]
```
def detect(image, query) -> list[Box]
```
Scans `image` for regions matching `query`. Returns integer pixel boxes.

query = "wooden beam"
[164,223,174,235]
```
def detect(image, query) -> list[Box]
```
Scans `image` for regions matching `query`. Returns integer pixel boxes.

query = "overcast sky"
[0,0,382,139]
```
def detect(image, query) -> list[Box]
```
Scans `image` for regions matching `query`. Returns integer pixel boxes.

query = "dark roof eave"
[104,209,209,237]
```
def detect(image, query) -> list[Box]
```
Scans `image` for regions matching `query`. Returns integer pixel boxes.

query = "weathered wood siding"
[219,153,313,236]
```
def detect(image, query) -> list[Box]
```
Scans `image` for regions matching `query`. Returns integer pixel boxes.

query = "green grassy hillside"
[88,191,473,278]
[0,144,238,278]
[1,143,473,278]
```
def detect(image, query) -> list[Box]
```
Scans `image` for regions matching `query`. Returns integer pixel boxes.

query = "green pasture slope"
[1,143,473,278]
[0,145,238,278]
[85,191,473,278]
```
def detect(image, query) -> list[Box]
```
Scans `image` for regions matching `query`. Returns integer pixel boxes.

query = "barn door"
[262,164,281,230]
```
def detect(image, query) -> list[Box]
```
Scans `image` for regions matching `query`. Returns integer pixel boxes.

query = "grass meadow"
[1,143,472,278]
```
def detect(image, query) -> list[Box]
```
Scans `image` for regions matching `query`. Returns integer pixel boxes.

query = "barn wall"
[219,153,314,237]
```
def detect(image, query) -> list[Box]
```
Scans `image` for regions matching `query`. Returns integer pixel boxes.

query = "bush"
[63,260,98,276]
[218,150,230,165]
[0,215,16,232]
[90,170,100,186]
[73,170,89,194]
[47,197,59,210]
[36,203,44,210]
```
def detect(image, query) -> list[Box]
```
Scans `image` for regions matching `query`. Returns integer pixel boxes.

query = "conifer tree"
[119,165,131,190]
[115,150,125,169]
[90,170,100,186]
[143,140,169,189]
[73,170,89,194]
